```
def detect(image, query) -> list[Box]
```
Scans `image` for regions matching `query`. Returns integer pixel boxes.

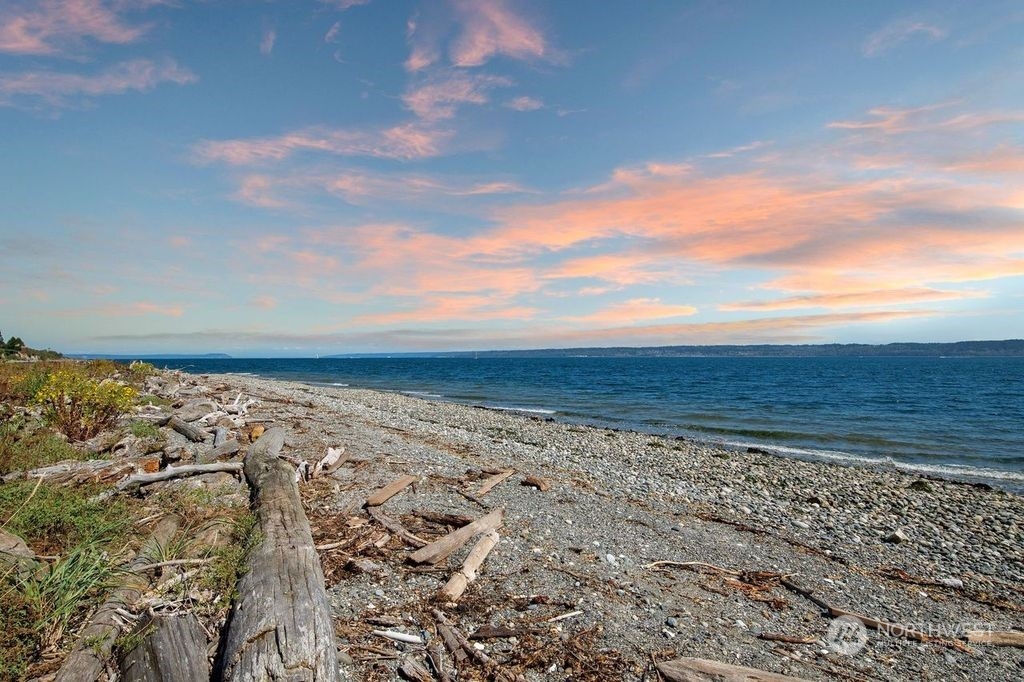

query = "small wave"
[330,382,349,387]
[403,390,443,398]
[724,440,1024,488]
[487,405,557,415]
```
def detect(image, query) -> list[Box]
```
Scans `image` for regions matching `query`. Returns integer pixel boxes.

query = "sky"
[1,0,1022,356]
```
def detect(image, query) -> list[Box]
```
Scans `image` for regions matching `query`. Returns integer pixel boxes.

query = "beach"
[195,370,1023,680]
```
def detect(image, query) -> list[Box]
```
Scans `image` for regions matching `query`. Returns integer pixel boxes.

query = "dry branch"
[366,505,428,548]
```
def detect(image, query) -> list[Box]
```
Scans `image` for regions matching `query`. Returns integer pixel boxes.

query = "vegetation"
[33,370,137,441]
[0,414,87,476]
[0,482,132,679]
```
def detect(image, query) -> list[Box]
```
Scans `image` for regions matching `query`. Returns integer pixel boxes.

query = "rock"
[793,520,810,530]
[665,617,679,628]
[178,399,218,423]
[250,424,266,442]
[938,577,964,588]
[885,528,910,543]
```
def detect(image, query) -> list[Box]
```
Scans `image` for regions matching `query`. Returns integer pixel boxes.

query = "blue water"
[153,357,1024,490]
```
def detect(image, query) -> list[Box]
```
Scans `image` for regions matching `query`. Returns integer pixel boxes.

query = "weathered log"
[2,459,133,485]
[112,462,243,494]
[965,630,1024,647]
[366,474,418,506]
[398,657,434,682]
[439,530,499,602]
[168,415,207,442]
[313,446,347,477]
[475,469,514,496]
[208,439,241,460]
[118,613,210,682]
[657,657,809,682]
[56,515,181,682]
[0,528,39,578]
[217,427,340,682]
[409,508,504,565]
[413,509,474,527]
[213,426,229,447]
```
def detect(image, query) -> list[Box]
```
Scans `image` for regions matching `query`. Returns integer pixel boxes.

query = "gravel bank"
[204,371,1024,681]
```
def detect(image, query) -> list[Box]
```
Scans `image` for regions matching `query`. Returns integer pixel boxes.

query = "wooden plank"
[366,474,418,507]
[475,469,514,497]
[217,427,340,682]
[520,474,551,491]
[118,614,210,682]
[409,508,504,565]
[657,657,809,682]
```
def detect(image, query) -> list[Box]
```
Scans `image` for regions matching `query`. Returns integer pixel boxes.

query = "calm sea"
[151,356,1024,491]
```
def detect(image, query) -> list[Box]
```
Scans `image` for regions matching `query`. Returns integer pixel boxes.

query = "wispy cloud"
[59,301,186,318]
[194,122,452,164]
[0,58,197,108]
[504,95,543,111]
[260,27,276,55]
[863,19,947,57]
[324,21,341,43]
[402,70,511,121]
[0,0,149,55]
[449,0,555,67]
[319,0,371,9]
[719,287,985,312]
[570,298,698,325]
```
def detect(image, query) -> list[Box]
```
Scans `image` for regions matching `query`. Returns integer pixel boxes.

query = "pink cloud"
[0,58,197,107]
[571,298,698,325]
[0,0,149,55]
[324,21,341,43]
[252,295,277,310]
[402,71,511,121]
[57,301,186,318]
[504,95,543,111]
[720,287,985,312]
[449,0,553,67]
[194,123,452,164]
[353,295,537,326]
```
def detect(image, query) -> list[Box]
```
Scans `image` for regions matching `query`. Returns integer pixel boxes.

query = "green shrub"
[129,421,160,439]
[32,370,136,441]
[0,481,130,553]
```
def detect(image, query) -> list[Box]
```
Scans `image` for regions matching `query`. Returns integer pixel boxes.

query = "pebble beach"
[196,370,1024,681]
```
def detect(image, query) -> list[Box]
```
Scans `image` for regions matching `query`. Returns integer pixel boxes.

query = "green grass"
[0,481,133,680]
[129,421,161,439]
[0,417,86,476]
[199,511,259,599]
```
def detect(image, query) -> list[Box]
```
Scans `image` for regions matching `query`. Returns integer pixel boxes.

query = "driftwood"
[758,633,817,644]
[657,657,809,682]
[409,508,504,565]
[0,528,39,578]
[217,427,339,682]
[112,461,243,494]
[208,439,241,460]
[520,474,551,491]
[399,657,434,682]
[366,474,418,506]
[413,509,474,527]
[118,613,210,682]
[439,530,499,602]
[55,515,181,682]
[965,630,1024,647]
[3,459,133,486]
[431,609,522,682]
[167,415,207,442]
[313,446,347,477]
[213,426,229,447]
[475,469,515,496]
[366,506,429,548]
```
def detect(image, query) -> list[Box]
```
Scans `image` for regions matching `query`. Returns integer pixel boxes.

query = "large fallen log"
[217,427,340,682]
[657,657,809,682]
[409,508,504,565]
[118,613,210,682]
[55,515,181,682]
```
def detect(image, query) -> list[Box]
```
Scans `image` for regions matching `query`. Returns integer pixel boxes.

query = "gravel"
[196,371,1024,681]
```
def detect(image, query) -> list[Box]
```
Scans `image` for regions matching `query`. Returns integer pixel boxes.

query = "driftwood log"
[657,657,809,682]
[55,515,181,682]
[167,415,208,442]
[439,530,499,602]
[475,470,515,497]
[217,427,340,682]
[366,474,418,506]
[118,613,210,682]
[409,508,504,565]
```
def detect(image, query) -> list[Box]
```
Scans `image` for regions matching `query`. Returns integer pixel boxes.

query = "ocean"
[150,356,1024,492]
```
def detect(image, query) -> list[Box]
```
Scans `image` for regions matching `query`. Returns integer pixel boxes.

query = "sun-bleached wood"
[217,427,340,681]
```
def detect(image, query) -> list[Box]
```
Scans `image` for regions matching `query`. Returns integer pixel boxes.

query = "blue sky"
[1,0,1022,356]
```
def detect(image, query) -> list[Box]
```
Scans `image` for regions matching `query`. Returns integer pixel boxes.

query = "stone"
[885,528,910,543]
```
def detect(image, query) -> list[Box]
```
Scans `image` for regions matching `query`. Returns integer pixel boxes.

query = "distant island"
[66,353,234,360]
[329,339,1024,359]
